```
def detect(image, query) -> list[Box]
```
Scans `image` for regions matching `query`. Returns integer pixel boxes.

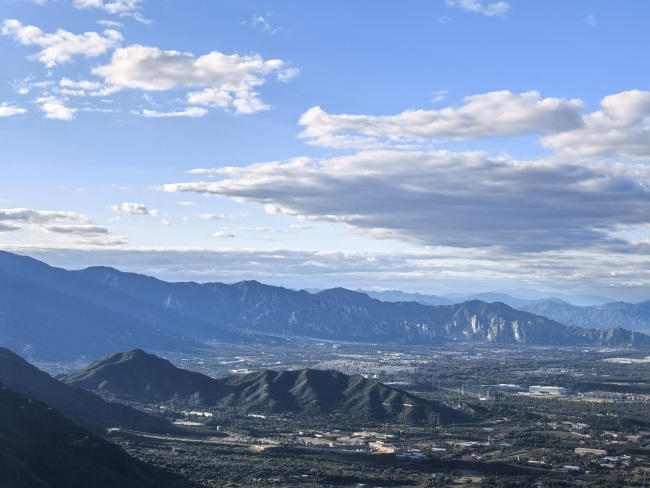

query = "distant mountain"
[0,347,172,433]
[0,251,249,360]
[0,383,197,488]
[358,289,452,306]
[520,300,650,334]
[491,288,617,306]
[64,349,464,425]
[2,251,649,359]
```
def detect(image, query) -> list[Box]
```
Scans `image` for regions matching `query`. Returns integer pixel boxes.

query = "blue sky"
[2,0,650,300]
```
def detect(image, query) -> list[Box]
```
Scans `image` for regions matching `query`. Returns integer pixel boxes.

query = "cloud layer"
[299,91,583,148]
[164,149,650,253]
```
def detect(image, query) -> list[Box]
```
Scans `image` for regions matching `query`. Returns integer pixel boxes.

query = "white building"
[529,385,567,395]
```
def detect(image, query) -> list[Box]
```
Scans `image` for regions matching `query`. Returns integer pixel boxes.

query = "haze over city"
[2,0,650,301]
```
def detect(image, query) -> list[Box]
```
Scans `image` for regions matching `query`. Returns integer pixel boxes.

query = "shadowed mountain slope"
[62,348,232,405]
[0,383,198,488]
[0,347,172,433]
[220,368,463,425]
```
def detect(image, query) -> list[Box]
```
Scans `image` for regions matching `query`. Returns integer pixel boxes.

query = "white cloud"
[446,0,510,17]
[137,107,208,118]
[36,96,77,120]
[584,15,598,26]
[299,91,583,148]
[542,90,650,161]
[97,20,124,28]
[74,0,141,15]
[0,103,26,117]
[248,13,281,34]
[93,45,294,114]
[0,208,90,224]
[164,149,650,253]
[12,77,53,95]
[45,225,109,235]
[57,77,120,98]
[0,208,116,243]
[1,19,122,67]
[212,230,235,238]
[108,202,150,215]
[199,213,223,221]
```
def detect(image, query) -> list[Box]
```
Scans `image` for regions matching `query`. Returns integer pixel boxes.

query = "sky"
[2,0,650,301]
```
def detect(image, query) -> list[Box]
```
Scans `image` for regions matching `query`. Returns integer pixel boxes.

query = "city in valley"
[34,341,650,487]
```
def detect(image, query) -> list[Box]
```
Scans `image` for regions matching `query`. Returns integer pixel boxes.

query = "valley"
[27,341,650,487]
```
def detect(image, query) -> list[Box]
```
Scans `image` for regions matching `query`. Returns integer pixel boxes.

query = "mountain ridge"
[2,251,649,361]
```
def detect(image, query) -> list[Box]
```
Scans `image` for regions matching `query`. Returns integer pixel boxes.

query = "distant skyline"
[2,1,650,300]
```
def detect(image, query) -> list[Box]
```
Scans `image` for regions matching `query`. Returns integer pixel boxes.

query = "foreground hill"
[0,384,198,488]
[63,349,464,425]
[0,347,172,433]
[2,251,649,361]
[62,348,229,406]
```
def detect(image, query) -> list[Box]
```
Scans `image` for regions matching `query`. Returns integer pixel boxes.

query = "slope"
[0,347,172,433]
[0,383,197,488]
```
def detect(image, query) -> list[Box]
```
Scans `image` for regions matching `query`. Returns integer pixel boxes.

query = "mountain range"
[1,251,649,361]
[62,349,464,425]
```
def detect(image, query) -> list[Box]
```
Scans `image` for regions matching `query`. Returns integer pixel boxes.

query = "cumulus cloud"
[164,149,650,253]
[542,90,650,161]
[137,107,208,118]
[1,19,122,67]
[93,45,294,114]
[108,202,150,215]
[0,103,26,117]
[446,0,510,17]
[36,96,77,120]
[299,91,583,148]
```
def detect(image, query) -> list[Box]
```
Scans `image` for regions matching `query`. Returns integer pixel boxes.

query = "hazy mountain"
[2,251,649,359]
[491,288,617,306]
[63,349,463,425]
[0,383,197,488]
[0,251,246,360]
[0,347,172,433]
[521,300,650,334]
[358,289,452,306]
[442,289,616,306]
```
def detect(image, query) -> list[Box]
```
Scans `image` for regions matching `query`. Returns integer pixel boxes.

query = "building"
[575,448,607,456]
[529,385,567,395]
